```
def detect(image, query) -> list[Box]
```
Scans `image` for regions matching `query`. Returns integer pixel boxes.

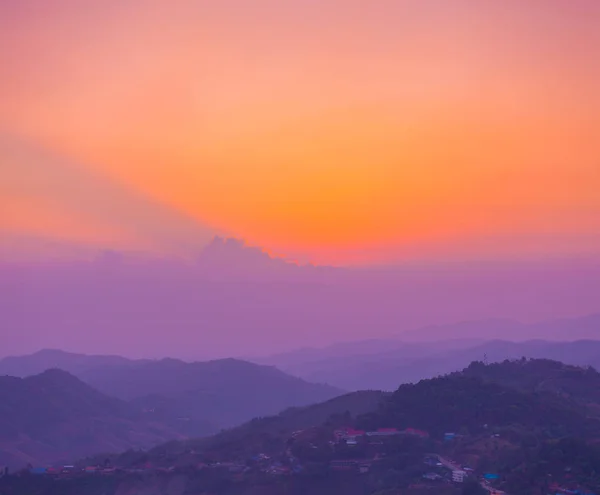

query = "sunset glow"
[2,0,599,264]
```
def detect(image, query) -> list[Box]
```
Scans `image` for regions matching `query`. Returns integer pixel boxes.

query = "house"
[29,467,47,475]
[339,428,366,445]
[423,472,443,481]
[452,470,467,483]
[404,428,429,438]
[60,465,77,476]
[344,428,366,437]
[366,428,401,436]
[334,429,346,439]
[336,428,365,438]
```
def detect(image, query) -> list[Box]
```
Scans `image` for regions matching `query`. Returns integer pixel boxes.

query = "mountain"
[6,359,600,495]
[0,349,148,378]
[461,357,600,407]
[251,338,484,368]
[89,359,600,492]
[0,350,344,436]
[170,390,387,462]
[0,369,184,468]
[188,358,600,462]
[251,338,484,389]
[82,358,344,430]
[131,358,600,462]
[251,315,600,390]
[356,358,600,435]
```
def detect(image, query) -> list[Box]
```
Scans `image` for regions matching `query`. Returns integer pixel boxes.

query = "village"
[13,426,502,493]
[9,425,597,495]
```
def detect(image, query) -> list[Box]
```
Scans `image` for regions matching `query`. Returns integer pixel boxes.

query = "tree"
[461,479,487,495]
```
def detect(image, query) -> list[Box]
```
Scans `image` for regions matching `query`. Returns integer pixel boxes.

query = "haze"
[1,0,599,358]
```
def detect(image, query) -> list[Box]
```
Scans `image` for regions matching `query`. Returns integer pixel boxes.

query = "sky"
[1,0,599,265]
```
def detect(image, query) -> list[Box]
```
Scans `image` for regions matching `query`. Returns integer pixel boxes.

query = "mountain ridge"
[0,369,185,468]
[0,350,344,440]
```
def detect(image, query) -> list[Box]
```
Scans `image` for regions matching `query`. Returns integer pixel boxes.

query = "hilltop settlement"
[2,359,600,495]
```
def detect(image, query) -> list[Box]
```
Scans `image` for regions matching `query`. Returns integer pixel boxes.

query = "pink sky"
[1,0,599,265]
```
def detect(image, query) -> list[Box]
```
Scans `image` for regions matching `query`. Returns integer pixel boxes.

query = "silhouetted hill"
[0,370,184,468]
[346,359,600,444]
[0,349,147,378]
[461,358,600,407]
[102,359,600,473]
[357,374,600,439]
[188,390,385,455]
[101,390,386,467]
[84,358,344,430]
[6,360,600,495]
[0,351,343,434]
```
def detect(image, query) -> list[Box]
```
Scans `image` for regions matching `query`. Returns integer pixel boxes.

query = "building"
[452,470,467,483]
[404,428,429,438]
[366,428,401,436]
[339,428,366,445]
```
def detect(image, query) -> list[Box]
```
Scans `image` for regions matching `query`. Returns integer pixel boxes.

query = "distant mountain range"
[252,314,600,390]
[0,349,343,466]
[0,348,150,378]
[1,315,599,468]
[80,357,344,429]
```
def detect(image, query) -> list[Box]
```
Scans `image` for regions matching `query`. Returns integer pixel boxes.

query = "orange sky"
[1,0,599,264]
